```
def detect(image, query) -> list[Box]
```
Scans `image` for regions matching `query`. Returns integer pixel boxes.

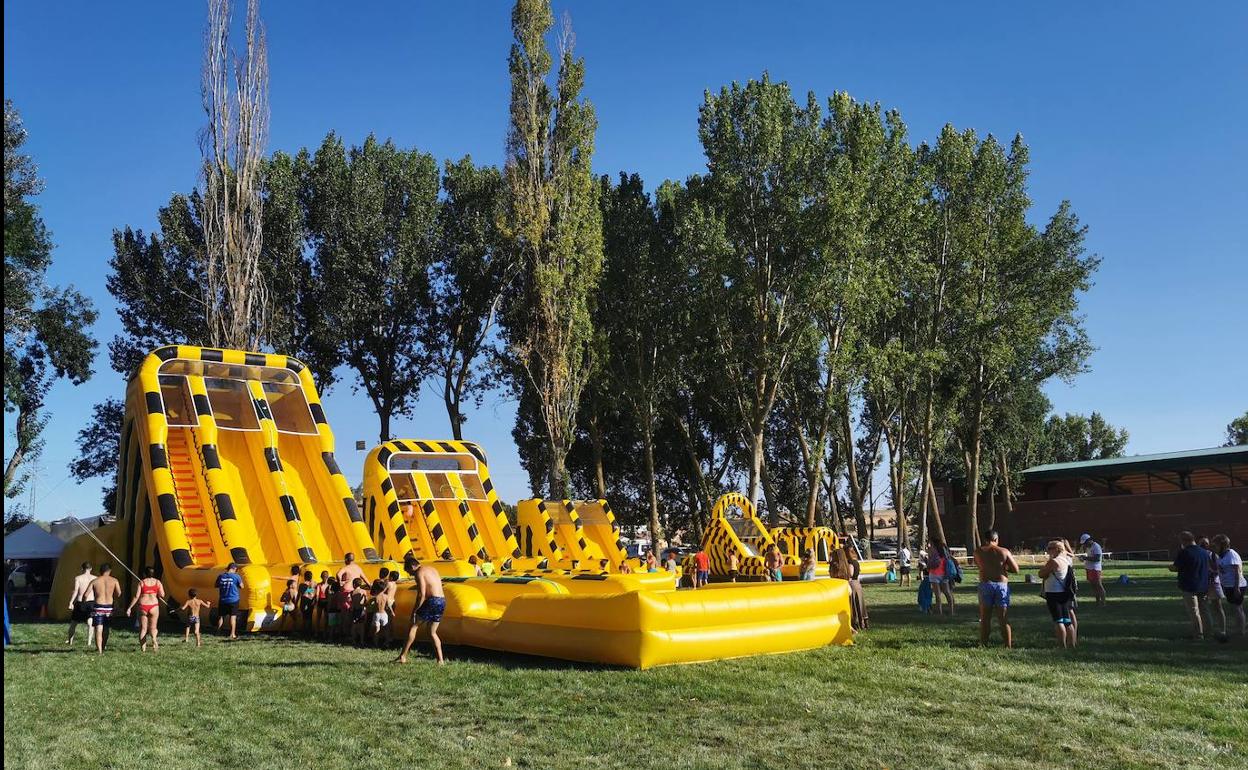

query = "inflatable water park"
[51,345,853,668]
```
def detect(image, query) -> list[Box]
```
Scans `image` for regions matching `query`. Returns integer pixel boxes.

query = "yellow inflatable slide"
[361,439,852,667]
[51,346,399,629]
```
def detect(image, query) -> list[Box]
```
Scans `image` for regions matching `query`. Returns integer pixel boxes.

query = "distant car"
[6,563,31,590]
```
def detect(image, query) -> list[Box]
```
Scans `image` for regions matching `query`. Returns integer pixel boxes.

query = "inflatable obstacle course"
[362,438,852,666]
[51,346,399,629]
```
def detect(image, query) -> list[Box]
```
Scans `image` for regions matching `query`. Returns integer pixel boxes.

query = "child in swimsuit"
[350,578,369,646]
[315,571,330,635]
[180,589,211,647]
[299,571,316,632]
[280,580,298,632]
[324,576,344,636]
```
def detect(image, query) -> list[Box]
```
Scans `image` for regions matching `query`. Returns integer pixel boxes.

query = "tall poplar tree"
[500,0,603,497]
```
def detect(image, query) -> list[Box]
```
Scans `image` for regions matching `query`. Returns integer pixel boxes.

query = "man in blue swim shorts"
[397,557,446,664]
[973,529,1019,648]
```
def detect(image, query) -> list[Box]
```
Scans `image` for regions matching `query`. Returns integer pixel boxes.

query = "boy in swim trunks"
[383,569,400,645]
[180,589,211,647]
[369,579,389,646]
[350,578,369,646]
[87,564,123,654]
[397,557,446,664]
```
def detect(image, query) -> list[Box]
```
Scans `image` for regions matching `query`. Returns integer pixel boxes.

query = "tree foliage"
[1042,411,1129,463]
[500,0,604,497]
[1225,411,1248,447]
[3,99,98,506]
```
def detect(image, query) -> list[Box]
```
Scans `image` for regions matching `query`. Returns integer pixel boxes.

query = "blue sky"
[5,1,1246,522]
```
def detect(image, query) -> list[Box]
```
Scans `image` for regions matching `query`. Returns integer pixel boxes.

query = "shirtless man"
[973,529,1020,648]
[87,564,124,654]
[397,557,445,664]
[66,562,96,647]
[336,552,365,591]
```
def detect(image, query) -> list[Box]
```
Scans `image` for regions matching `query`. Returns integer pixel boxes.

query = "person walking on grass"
[1169,531,1210,640]
[1198,536,1227,639]
[384,569,400,645]
[66,562,96,647]
[1212,534,1246,638]
[973,529,1019,648]
[398,557,445,664]
[1079,533,1107,606]
[1039,540,1077,649]
[215,562,244,640]
[898,544,912,587]
[179,589,210,647]
[126,566,166,652]
[87,564,123,655]
[927,540,954,617]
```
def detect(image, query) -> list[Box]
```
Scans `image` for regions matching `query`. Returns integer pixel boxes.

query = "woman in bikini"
[126,566,166,651]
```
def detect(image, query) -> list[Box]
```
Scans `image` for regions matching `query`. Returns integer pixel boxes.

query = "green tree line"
[27,0,1147,550]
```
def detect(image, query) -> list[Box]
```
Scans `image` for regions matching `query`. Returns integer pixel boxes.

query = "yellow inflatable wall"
[50,346,399,628]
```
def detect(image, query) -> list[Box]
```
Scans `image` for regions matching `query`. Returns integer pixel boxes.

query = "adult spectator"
[1168,531,1210,640]
[87,564,123,655]
[1038,540,1076,648]
[336,552,365,590]
[973,529,1019,648]
[898,544,912,587]
[1212,534,1246,638]
[65,562,96,647]
[1079,533,1106,605]
[215,563,245,640]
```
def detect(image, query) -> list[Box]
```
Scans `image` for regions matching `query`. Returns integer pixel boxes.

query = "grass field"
[4,563,1246,770]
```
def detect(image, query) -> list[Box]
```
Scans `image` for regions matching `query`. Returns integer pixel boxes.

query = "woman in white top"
[1038,540,1077,649]
[1212,534,1246,637]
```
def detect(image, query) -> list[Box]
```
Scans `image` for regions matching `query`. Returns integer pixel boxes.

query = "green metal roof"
[1023,445,1248,480]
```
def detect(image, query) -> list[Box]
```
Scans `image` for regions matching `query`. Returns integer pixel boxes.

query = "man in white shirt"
[65,562,96,647]
[898,545,913,586]
[1212,534,1246,637]
[1079,533,1107,606]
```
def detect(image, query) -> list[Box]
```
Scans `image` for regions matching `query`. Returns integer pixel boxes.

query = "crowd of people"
[51,529,1245,660]
[61,551,448,662]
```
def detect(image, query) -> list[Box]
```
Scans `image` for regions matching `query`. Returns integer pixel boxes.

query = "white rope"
[66,516,174,608]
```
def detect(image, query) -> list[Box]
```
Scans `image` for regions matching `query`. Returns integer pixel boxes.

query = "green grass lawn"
[4,563,1245,770]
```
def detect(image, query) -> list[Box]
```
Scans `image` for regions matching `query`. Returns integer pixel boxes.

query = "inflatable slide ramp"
[51,345,398,628]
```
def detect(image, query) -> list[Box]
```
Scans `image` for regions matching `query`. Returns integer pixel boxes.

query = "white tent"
[4,523,67,560]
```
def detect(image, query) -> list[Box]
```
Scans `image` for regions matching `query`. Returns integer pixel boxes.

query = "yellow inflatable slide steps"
[51,346,399,628]
[362,439,853,666]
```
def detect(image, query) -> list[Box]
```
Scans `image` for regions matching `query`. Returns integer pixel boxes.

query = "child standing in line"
[314,571,330,636]
[325,578,343,641]
[180,589,211,647]
[280,580,298,633]
[299,571,316,633]
[368,579,389,647]
[350,578,369,646]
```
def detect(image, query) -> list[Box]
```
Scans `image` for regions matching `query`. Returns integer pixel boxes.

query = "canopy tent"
[4,523,67,560]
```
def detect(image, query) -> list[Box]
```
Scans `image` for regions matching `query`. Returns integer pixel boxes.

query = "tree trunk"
[760,454,781,526]
[642,424,663,550]
[747,424,765,510]
[588,410,606,499]
[842,407,869,540]
[926,465,948,545]
[999,451,1016,543]
[964,396,984,549]
[378,409,391,446]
